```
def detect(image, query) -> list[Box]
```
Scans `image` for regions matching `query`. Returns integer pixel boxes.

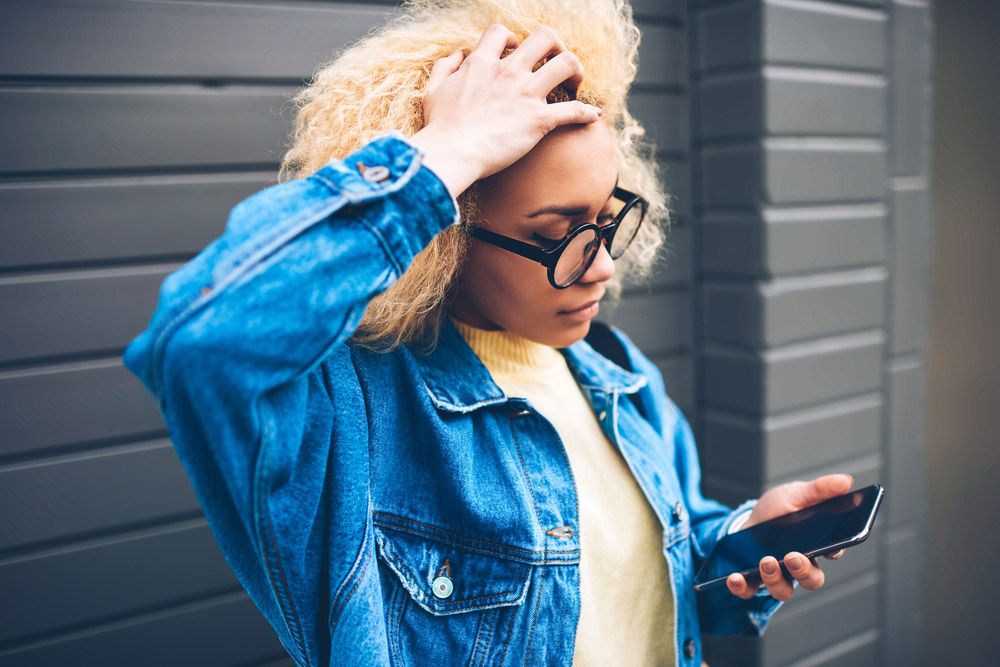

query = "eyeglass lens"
[609,203,644,259]
[553,229,600,287]
[552,200,645,287]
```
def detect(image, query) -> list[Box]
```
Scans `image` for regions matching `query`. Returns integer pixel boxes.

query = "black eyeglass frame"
[467,185,649,289]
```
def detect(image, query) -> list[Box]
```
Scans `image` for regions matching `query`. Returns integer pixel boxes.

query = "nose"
[577,240,615,285]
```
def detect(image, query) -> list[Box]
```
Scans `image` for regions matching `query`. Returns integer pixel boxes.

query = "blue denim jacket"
[123,132,785,667]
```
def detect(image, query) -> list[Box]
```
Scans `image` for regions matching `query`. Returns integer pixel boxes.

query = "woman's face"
[447,121,620,348]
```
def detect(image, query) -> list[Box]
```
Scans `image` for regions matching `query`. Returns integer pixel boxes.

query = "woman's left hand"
[725,473,854,601]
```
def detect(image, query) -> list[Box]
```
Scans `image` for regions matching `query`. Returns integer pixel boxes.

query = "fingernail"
[762,560,777,575]
[788,556,803,571]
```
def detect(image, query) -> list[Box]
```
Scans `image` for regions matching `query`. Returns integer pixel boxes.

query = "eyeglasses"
[467,185,649,289]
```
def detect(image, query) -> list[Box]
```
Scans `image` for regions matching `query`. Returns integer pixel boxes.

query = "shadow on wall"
[925,0,1000,665]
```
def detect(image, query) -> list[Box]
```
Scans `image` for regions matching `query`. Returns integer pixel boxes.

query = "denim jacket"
[123,131,785,667]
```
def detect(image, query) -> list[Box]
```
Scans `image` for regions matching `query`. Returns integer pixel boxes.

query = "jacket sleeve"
[672,411,792,636]
[122,131,460,666]
[611,326,789,636]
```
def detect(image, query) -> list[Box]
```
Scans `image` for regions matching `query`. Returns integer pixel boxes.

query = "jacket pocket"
[372,522,536,666]
[373,523,533,615]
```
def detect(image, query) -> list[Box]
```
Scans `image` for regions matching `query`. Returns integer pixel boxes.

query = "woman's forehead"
[486,124,619,213]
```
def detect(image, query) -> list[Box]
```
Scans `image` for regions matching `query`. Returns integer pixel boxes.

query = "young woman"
[125,1,851,665]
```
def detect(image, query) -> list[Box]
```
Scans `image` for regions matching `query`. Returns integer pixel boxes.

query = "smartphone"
[692,483,885,591]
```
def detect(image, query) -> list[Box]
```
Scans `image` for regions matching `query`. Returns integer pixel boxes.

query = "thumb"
[544,100,602,130]
[799,474,854,506]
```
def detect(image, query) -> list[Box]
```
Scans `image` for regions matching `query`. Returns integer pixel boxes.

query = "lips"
[560,299,600,314]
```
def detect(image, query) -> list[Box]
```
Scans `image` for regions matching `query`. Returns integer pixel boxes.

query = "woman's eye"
[532,233,562,247]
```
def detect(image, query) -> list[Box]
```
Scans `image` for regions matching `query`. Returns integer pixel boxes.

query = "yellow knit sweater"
[451,317,675,667]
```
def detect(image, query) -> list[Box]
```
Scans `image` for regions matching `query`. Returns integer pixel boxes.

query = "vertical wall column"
[689,0,925,665]
[882,1,933,665]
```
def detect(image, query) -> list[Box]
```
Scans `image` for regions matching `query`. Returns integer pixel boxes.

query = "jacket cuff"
[725,499,757,535]
[311,131,461,275]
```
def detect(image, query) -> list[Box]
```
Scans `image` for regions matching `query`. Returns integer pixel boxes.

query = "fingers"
[796,473,855,507]
[725,572,759,600]
[783,551,825,591]
[726,551,829,602]
[506,25,567,70]
[531,50,585,98]
[470,23,520,60]
[825,548,846,560]
[428,49,464,93]
[543,99,602,130]
[758,556,796,601]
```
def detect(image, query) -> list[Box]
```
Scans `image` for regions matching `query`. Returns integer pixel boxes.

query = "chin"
[550,319,592,348]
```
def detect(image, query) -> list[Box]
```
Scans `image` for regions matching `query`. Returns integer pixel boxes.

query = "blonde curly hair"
[278,0,671,352]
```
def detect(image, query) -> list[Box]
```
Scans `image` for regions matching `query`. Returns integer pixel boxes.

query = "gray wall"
[0,1,932,665]
[924,0,1000,664]
[0,1,395,664]
[650,1,931,666]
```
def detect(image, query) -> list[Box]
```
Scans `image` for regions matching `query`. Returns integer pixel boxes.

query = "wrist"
[408,126,483,199]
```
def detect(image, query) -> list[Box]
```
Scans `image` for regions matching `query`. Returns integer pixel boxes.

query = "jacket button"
[673,501,685,521]
[431,575,453,599]
[358,163,391,183]
[598,410,607,421]
[684,637,696,658]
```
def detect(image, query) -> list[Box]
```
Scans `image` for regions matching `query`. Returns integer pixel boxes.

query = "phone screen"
[693,484,884,590]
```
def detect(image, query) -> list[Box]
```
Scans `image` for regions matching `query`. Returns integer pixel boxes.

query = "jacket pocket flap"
[373,524,533,616]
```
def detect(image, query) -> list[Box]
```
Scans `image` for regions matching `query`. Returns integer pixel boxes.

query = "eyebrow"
[525,175,620,219]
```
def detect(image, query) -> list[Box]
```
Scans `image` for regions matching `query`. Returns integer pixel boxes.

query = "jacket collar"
[412,317,647,413]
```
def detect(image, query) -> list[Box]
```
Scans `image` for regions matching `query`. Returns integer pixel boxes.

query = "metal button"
[598,410,607,421]
[360,164,391,183]
[673,501,685,521]
[431,575,453,599]
[683,637,696,658]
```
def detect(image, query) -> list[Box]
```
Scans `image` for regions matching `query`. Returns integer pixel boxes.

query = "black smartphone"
[692,483,885,591]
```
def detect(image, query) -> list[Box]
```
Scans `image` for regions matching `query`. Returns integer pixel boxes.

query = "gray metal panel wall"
[692,1,932,666]
[609,0,697,416]
[0,1,396,664]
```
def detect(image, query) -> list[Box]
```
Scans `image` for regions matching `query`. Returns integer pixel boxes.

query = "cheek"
[464,246,553,316]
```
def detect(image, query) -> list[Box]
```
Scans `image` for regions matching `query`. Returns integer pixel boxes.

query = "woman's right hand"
[409,23,602,198]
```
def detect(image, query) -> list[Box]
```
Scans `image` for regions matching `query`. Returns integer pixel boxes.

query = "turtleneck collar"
[449,316,567,376]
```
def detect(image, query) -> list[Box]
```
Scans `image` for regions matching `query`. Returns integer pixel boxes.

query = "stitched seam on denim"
[468,604,495,667]
[388,575,406,665]
[495,584,518,667]
[259,494,309,665]
[374,522,579,564]
[524,405,582,565]
[328,513,374,635]
[482,607,503,667]
[664,530,691,549]
[521,574,543,667]
[375,529,531,614]
[666,549,681,667]
[313,138,424,205]
[423,385,508,413]
[389,549,526,608]
[507,420,543,547]
[372,512,578,560]
[252,403,309,665]
[149,195,345,396]
[356,214,405,278]
[612,392,671,535]
[577,376,647,393]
